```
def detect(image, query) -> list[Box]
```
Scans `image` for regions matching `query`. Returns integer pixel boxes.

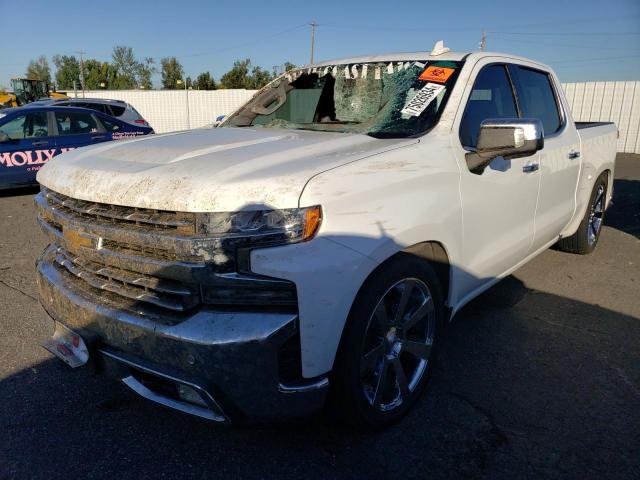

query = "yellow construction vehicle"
[0,78,68,108]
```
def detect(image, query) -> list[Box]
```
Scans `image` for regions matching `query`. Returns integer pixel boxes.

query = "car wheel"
[558,172,608,255]
[331,254,444,430]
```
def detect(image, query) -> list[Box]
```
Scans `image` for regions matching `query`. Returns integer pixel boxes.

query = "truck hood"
[37,127,416,212]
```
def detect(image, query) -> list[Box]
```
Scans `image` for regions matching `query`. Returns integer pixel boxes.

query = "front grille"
[36,187,298,316]
[43,187,197,234]
[54,247,199,312]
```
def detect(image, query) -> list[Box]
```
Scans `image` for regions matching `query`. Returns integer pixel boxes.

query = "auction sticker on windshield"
[401,83,446,117]
[418,66,455,83]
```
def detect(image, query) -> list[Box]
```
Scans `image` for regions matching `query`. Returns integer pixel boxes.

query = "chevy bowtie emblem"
[63,228,95,251]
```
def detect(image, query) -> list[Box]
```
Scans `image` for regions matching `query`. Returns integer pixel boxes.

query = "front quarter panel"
[251,135,463,377]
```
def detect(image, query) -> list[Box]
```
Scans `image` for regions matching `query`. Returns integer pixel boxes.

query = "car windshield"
[224,60,462,138]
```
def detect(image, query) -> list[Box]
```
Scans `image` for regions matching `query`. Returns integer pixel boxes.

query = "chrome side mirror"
[466,118,544,173]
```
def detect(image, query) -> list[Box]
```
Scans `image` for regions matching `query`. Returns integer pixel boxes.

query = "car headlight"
[195,205,322,243]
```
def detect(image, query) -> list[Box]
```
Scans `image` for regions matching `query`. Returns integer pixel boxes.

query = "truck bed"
[575,121,615,130]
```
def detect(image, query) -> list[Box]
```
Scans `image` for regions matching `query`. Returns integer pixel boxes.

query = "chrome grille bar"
[55,248,199,312]
[43,187,196,233]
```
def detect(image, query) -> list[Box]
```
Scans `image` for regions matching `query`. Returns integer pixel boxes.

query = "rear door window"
[98,116,122,132]
[459,65,518,148]
[510,66,562,135]
[55,111,99,135]
[0,112,50,139]
[106,105,126,117]
[82,103,106,114]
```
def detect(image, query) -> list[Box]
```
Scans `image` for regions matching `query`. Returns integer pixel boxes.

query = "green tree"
[219,59,251,89]
[185,76,193,89]
[136,57,156,89]
[26,56,51,83]
[248,65,272,89]
[160,57,184,89]
[283,62,297,72]
[111,46,139,89]
[219,59,273,89]
[52,55,80,90]
[195,71,217,90]
[83,59,117,89]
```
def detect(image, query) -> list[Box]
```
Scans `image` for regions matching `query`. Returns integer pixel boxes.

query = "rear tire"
[558,172,608,255]
[330,253,444,430]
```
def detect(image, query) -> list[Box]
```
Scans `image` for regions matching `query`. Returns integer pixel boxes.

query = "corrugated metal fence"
[75,82,640,153]
[75,89,256,134]
[563,81,639,154]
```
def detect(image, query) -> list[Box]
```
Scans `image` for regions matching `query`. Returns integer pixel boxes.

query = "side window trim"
[504,64,522,117]
[46,111,56,137]
[92,114,107,134]
[508,64,566,138]
[458,62,520,150]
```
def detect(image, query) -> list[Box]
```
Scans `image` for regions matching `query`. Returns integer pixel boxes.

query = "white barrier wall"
[562,81,640,154]
[74,83,640,154]
[73,89,257,134]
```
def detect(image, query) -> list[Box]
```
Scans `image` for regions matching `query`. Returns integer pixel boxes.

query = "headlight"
[195,205,322,243]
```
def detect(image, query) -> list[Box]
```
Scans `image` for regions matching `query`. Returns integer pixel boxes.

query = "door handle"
[568,150,581,159]
[91,135,107,141]
[32,141,49,147]
[523,163,539,173]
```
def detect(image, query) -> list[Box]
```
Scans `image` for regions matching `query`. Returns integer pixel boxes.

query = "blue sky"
[1,0,639,88]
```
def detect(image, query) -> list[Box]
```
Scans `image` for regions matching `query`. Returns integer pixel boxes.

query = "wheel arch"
[561,167,612,239]
[345,240,452,331]
[402,241,451,311]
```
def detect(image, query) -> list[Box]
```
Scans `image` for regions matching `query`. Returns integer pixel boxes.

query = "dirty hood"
[37,127,416,212]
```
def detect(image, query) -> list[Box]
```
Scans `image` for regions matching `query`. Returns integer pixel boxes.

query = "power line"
[489,30,640,36]
[546,54,640,64]
[173,24,308,60]
[489,35,640,51]
[319,15,637,33]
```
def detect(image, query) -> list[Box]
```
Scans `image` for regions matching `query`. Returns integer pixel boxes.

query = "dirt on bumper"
[36,245,328,423]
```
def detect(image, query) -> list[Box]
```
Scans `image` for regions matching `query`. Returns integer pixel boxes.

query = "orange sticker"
[418,66,455,83]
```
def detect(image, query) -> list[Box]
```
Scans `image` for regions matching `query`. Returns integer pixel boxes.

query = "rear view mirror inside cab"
[251,81,289,116]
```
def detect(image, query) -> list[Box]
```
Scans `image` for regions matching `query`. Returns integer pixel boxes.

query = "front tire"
[558,172,608,254]
[331,254,444,430]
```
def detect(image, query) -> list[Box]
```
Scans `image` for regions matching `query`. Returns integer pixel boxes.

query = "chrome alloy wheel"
[360,278,435,412]
[588,184,605,245]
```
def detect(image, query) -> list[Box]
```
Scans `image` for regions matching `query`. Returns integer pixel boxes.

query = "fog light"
[177,384,208,407]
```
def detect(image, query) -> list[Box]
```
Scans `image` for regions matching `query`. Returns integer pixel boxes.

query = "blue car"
[0,105,154,190]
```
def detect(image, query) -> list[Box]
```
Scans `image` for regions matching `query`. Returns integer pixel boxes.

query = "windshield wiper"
[366,131,408,139]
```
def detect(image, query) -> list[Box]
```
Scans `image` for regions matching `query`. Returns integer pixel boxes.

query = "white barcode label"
[401,83,446,117]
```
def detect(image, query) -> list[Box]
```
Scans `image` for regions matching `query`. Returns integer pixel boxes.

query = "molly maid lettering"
[0,148,76,167]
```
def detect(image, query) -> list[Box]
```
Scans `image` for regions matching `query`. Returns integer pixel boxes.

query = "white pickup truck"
[35,44,617,428]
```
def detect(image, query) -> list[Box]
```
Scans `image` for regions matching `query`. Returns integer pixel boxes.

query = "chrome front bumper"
[36,245,329,423]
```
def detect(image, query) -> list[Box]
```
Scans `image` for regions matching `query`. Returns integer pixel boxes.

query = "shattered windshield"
[223,60,462,138]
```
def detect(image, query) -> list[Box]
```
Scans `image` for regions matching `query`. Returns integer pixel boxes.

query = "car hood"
[37,127,416,212]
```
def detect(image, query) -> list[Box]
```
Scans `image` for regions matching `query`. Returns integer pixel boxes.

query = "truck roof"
[310,50,551,71]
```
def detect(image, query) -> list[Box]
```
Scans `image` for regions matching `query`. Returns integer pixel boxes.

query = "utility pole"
[479,30,487,51]
[309,21,318,64]
[76,50,86,97]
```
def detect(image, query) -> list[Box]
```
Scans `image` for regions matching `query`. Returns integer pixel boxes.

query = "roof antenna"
[430,40,450,56]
